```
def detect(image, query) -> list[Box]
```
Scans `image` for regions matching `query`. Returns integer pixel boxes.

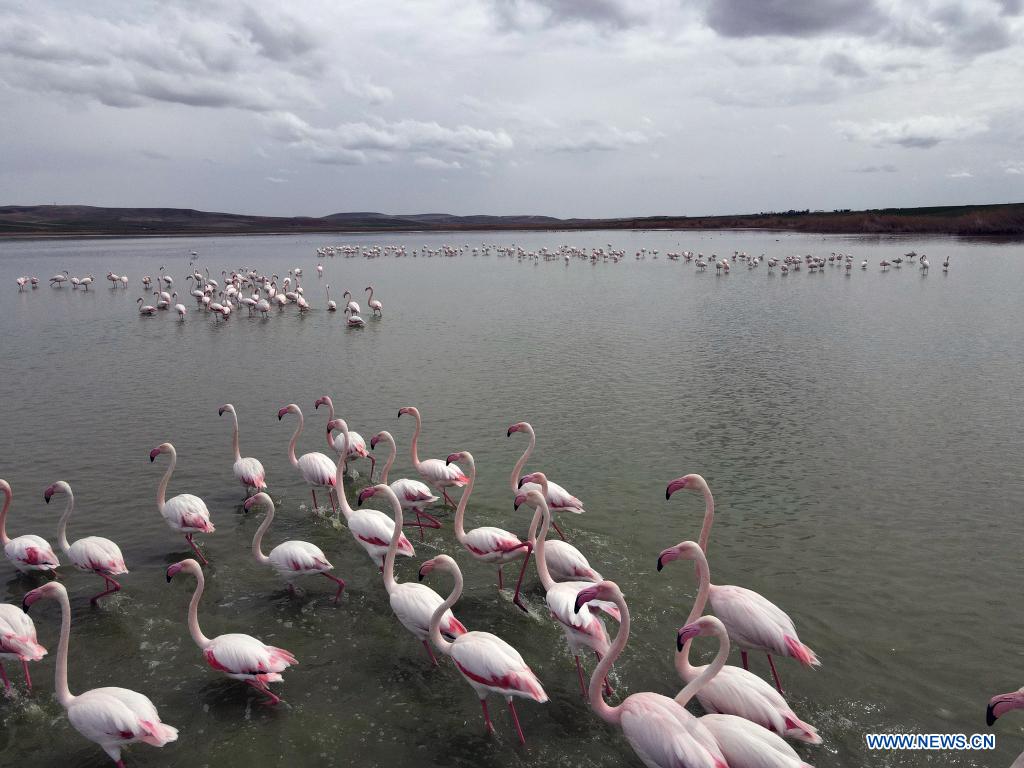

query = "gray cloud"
[491,0,642,29]
[851,164,899,173]
[706,0,883,38]
[823,52,868,78]
[837,115,989,149]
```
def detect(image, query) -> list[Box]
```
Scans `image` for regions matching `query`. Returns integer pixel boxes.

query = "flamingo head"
[22,582,63,613]
[446,451,467,466]
[149,443,172,462]
[313,395,331,410]
[676,615,723,650]
[506,421,530,437]
[357,486,379,504]
[656,540,703,571]
[518,471,546,489]
[988,688,1024,726]
[243,493,271,512]
[218,404,232,417]
[327,418,347,434]
[43,482,67,503]
[397,406,418,419]
[277,404,299,420]
[513,492,527,510]
[665,473,707,499]
[574,581,619,614]
[370,432,385,450]
[166,559,200,582]
[364,286,372,292]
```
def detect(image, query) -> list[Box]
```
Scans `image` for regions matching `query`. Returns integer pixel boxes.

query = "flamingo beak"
[22,589,43,613]
[277,407,289,420]
[676,624,701,650]
[574,587,598,614]
[665,477,689,499]
[517,477,525,489]
[987,693,1024,726]
[513,494,526,510]
[358,487,375,504]
[218,406,226,416]
[417,561,433,581]
[243,496,256,511]
[370,436,379,449]
[149,447,161,462]
[43,486,54,503]
[166,563,184,582]
[446,453,460,466]
[397,409,405,418]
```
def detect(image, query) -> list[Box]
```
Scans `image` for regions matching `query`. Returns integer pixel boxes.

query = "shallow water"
[1,230,1022,767]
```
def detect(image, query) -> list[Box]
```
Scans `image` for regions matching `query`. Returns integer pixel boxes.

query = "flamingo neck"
[367,287,374,301]
[0,486,10,545]
[287,411,302,467]
[525,475,550,542]
[533,498,555,591]
[383,491,403,593]
[676,550,712,682]
[229,410,241,462]
[510,425,535,492]
[697,484,715,554]
[53,587,76,708]
[589,591,627,725]
[56,488,75,554]
[428,567,461,655]
[185,569,211,648]
[452,457,475,544]
[676,616,729,707]
[321,398,336,451]
[409,411,422,467]
[251,506,273,566]
[157,447,177,510]
[333,429,353,521]
[379,434,396,485]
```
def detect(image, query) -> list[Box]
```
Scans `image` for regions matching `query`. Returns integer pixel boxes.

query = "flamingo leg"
[90,574,122,605]
[574,655,586,697]
[766,653,784,694]
[443,489,456,507]
[323,573,346,602]
[185,534,209,565]
[0,664,9,692]
[21,659,31,692]
[497,566,504,591]
[421,640,438,667]
[741,650,749,671]
[414,511,426,541]
[116,761,126,768]
[367,455,376,483]
[507,699,526,745]
[479,698,495,734]
[328,488,338,515]
[509,543,534,613]
[246,679,281,706]
[311,489,319,511]
[551,520,566,541]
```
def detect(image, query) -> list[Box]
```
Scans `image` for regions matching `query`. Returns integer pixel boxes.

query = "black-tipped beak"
[506,428,512,437]
[397,410,403,418]
[21,597,30,614]
[665,487,672,500]
[656,555,665,572]
[150,455,155,462]
[517,477,525,489]
[573,594,587,614]
[417,568,426,582]
[677,632,685,652]
[987,703,998,727]
[513,500,521,510]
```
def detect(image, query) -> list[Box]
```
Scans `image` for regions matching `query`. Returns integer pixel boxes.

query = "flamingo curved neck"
[229,409,241,461]
[452,457,475,544]
[157,448,177,510]
[511,424,536,492]
[697,484,715,554]
[428,567,461,654]
[408,411,422,467]
[367,286,374,302]
[53,587,76,708]
[320,398,336,450]
[287,411,303,467]
[0,486,11,545]
[532,498,555,591]
[676,550,712,681]
[383,491,404,593]
[185,569,211,648]
[251,506,273,565]
[676,618,729,707]
[56,489,75,553]
[379,434,396,485]
[333,429,353,521]
[589,591,627,724]
[525,475,550,542]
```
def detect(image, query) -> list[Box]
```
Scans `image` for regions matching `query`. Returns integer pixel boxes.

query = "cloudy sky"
[1,0,1022,217]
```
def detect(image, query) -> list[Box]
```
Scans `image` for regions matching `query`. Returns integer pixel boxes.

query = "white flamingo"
[218,404,266,493]
[277,403,337,513]
[0,479,60,575]
[149,443,215,565]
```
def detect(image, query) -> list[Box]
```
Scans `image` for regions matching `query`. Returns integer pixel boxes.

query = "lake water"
[1,230,1022,768]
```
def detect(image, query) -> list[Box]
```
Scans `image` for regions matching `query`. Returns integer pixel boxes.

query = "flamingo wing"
[162,494,214,533]
[4,535,60,570]
[298,452,337,487]
[234,457,266,488]
[418,458,468,487]
[620,693,728,768]
[543,539,601,582]
[546,479,585,513]
[389,583,466,640]
[450,632,547,702]
[68,536,128,575]
[67,688,178,748]
[268,540,332,575]
[390,478,438,507]
[0,605,46,660]
[710,585,818,666]
[462,527,525,559]
[206,633,297,680]
[349,509,414,560]
[700,714,810,768]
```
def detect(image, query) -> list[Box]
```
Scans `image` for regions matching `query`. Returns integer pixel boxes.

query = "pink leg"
[246,679,281,705]
[551,520,566,541]
[311,489,319,510]
[414,511,426,541]
[507,699,526,745]
[422,640,438,667]
[186,534,209,565]
[766,653,784,694]
[116,761,126,768]
[21,660,31,692]
[323,573,346,602]
[367,455,376,483]
[90,574,122,605]
[509,543,534,612]
[443,489,456,507]
[328,488,338,515]
[497,566,504,591]
[574,655,587,697]
[741,650,749,670]
[0,664,10,692]
[480,698,495,733]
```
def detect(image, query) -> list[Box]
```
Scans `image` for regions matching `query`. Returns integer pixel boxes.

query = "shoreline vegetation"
[1,202,1023,239]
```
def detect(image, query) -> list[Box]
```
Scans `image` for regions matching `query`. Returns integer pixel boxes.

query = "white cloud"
[836,115,989,148]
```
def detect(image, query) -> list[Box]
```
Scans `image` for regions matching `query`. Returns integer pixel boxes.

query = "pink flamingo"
[370,429,441,538]
[1,479,60,575]
[314,395,375,480]
[150,443,215,565]
[219,404,266,493]
[666,474,819,694]
[166,558,297,705]
[676,616,815,768]
[447,450,533,612]
[244,492,346,602]
[573,581,728,768]
[987,686,1024,767]
[514,471,601,583]
[22,582,178,766]
[659,540,820,743]
[419,554,547,744]
[522,489,618,697]
[359,484,465,665]
[365,285,383,316]
[397,406,468,507]
[508,421,585,540]
[333,418,415,567]
[44,481,128,605]
[278,403,337,514]
[0,602,46,692]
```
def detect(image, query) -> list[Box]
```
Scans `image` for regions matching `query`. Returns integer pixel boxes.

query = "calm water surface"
[1,230,1022,767]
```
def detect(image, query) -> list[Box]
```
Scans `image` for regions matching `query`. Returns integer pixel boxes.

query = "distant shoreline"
[1,202,1023,240]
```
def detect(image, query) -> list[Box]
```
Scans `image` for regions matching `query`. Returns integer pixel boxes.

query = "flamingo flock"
[0,396,839,767]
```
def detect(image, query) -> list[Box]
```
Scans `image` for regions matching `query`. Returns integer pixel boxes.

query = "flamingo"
[365,285,383,316]
[418,554,547,744]
[676,616,815,768]
[325,285,337,312]
[397,406,468,507]
[314,395,375,480]
[0,479,60,575]
[50,270,69,287]
[987,687,1024,768]
[574,581,728,768]
[22,582,178,765]
[332,419,415,567]
[358,484,465,664]
[43,482,128,605]
[166,559,297,705]
[149,443,215,565]
[277,403,337,514]
[522,489,618,697]
[0,602,46,692]
[137,297,157,315]
[446,450,533,612]
[666,474,819,693]
[344,308,365,327]
[370,429,441,537]
[514,472,601,582]
[507,421,585,540]
[174,303,186,321]
[342,290,360,314]
[218,404,266,493]
[658,540,820,744]
[244,493,345,601]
